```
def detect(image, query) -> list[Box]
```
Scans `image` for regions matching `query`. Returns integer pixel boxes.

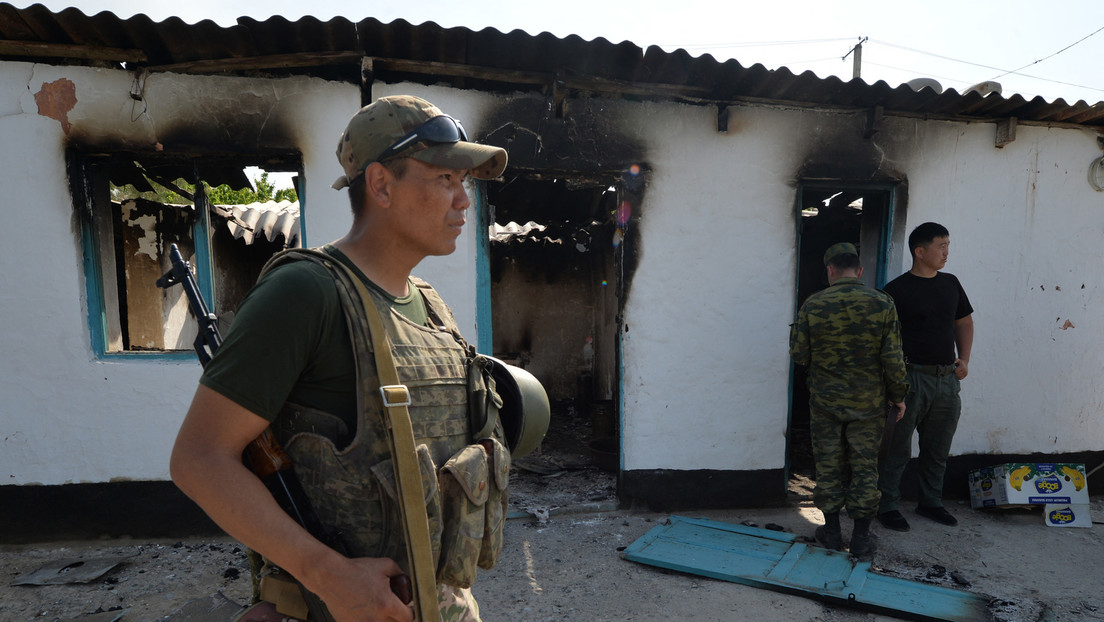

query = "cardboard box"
[1043,504,1093,528]
[969,462,1089,511]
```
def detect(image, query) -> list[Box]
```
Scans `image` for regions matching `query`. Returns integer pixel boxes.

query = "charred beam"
[864,106,883,139]
[0,40,146,64]
[371,57,714,101]
[361,57,375,107]
[374,57,548,86]
[553,76,567,119]
[147,51,363,74]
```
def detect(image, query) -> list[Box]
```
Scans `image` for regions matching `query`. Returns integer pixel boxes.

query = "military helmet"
[488,358,550,459]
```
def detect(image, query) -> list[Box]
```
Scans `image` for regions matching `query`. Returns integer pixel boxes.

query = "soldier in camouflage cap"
[789,242,908,561]
[173,95,512,622]
[332,95,506,190]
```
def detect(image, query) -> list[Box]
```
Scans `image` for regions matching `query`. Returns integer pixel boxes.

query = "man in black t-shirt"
[877,222,974,532]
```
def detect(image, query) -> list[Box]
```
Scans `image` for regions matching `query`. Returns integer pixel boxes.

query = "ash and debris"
[3,404,1102,622]
[508,400,618,519]
[0,401,615,621]
[0,539,252,621]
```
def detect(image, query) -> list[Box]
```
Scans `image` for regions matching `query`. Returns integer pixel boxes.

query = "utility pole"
[843,37,868,79]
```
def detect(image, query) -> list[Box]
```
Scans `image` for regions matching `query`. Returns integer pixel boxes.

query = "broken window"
[70,152,302,357]
[486,176,622,439]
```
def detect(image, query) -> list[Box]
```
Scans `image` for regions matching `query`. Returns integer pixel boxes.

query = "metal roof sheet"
[1,2,1102,128]
[211,201,300,248]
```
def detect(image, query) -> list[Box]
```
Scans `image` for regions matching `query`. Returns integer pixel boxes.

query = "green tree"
[112,171,297,205]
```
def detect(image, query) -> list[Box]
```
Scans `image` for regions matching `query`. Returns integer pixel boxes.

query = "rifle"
[157,243,412,609]
[155,243,221,366]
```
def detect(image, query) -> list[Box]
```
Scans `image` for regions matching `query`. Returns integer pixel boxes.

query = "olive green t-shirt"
[199,245,428,423]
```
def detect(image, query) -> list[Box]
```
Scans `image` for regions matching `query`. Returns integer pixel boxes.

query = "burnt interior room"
[486,175,622,470]
[71,152,300,353]
[789,184,892,478]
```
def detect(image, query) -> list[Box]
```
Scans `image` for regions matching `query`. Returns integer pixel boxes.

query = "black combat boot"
[814,512,843,551]
[849,517,878,561]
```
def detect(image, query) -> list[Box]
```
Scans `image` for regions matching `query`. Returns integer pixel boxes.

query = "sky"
[17,0,1104,104]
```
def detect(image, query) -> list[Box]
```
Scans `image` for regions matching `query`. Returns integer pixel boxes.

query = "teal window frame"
[80,198,215,362]
[74,154,304,361]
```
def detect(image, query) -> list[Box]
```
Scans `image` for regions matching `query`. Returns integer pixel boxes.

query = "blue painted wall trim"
[192,206,215,309]
[81,202,212,362]
[79,213,108,359]
[474,181,493,354]
[296,172,308,248]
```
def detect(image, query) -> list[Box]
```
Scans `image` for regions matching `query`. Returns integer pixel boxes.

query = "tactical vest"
[262,248,508,590]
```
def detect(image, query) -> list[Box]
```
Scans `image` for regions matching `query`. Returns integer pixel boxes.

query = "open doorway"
[485,175,622,482]
[788,182,896,477]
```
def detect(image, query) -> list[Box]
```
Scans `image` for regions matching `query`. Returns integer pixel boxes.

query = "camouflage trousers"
[240,577,481,622]
[438,583,481,622]
[809,404,886,519]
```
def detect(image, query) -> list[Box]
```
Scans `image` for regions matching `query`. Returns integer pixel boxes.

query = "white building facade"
[1,7,1101,519]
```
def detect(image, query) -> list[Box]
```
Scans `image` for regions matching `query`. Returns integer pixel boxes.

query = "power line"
[988,24,1104,81]
[660,31,1103,96]
[783,55,852,66]
[868,39,1007,73]
[864,60,1104,97]
[665,37,855,51]
[866,35,1104,94]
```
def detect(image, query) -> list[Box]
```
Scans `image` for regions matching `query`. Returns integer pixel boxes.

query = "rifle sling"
[341,265,443,622]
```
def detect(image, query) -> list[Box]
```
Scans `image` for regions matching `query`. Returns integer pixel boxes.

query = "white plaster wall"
[620,100,1104,473]
[0,64,490,486]
[879,118,1104,456]
[0,62,360,486]
[620,102,806,472]
[5,55,1102,488]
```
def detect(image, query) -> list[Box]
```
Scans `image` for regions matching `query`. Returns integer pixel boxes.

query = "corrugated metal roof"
[1,2,1102,127]
[212,201,300,248]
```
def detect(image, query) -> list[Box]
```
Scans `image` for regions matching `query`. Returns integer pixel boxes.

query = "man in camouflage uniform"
[790,243,908,560]
[171,95,509,622]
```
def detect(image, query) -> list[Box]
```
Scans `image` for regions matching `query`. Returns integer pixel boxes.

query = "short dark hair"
[347,158,410,216]
[908,222,949,253]
[827,252,861,271]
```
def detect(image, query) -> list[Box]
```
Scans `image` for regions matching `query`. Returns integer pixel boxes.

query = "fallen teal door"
[621,516,992,622]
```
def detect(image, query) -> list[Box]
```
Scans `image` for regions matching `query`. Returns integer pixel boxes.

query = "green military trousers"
[809,405,885,519]
[878,369,961,512]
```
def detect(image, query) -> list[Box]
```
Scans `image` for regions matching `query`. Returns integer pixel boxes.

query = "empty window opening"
[71,153,302,356]
[789,183,894,478]
[486,176,622,473]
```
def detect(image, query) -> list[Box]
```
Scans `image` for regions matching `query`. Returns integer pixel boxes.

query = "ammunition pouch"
[467,354,502,442]
[435,437,510,587]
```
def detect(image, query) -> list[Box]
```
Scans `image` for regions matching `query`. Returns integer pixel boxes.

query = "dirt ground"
[3,411,1102,622]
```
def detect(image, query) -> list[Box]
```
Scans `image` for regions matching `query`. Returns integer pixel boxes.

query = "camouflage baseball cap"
[823,242,858,265]
[332,95,508,189]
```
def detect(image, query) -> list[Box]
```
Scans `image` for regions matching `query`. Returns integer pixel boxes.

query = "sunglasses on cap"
[376,114,469,163]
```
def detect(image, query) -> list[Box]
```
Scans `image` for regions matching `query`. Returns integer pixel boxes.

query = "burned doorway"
[787,182,896,477]
[486,175,622,474]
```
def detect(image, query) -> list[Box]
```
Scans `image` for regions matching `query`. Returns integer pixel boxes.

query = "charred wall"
[487,173,621,400]
[480,96,646,177]
[793,110,907,183]
[480,95,649,309]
